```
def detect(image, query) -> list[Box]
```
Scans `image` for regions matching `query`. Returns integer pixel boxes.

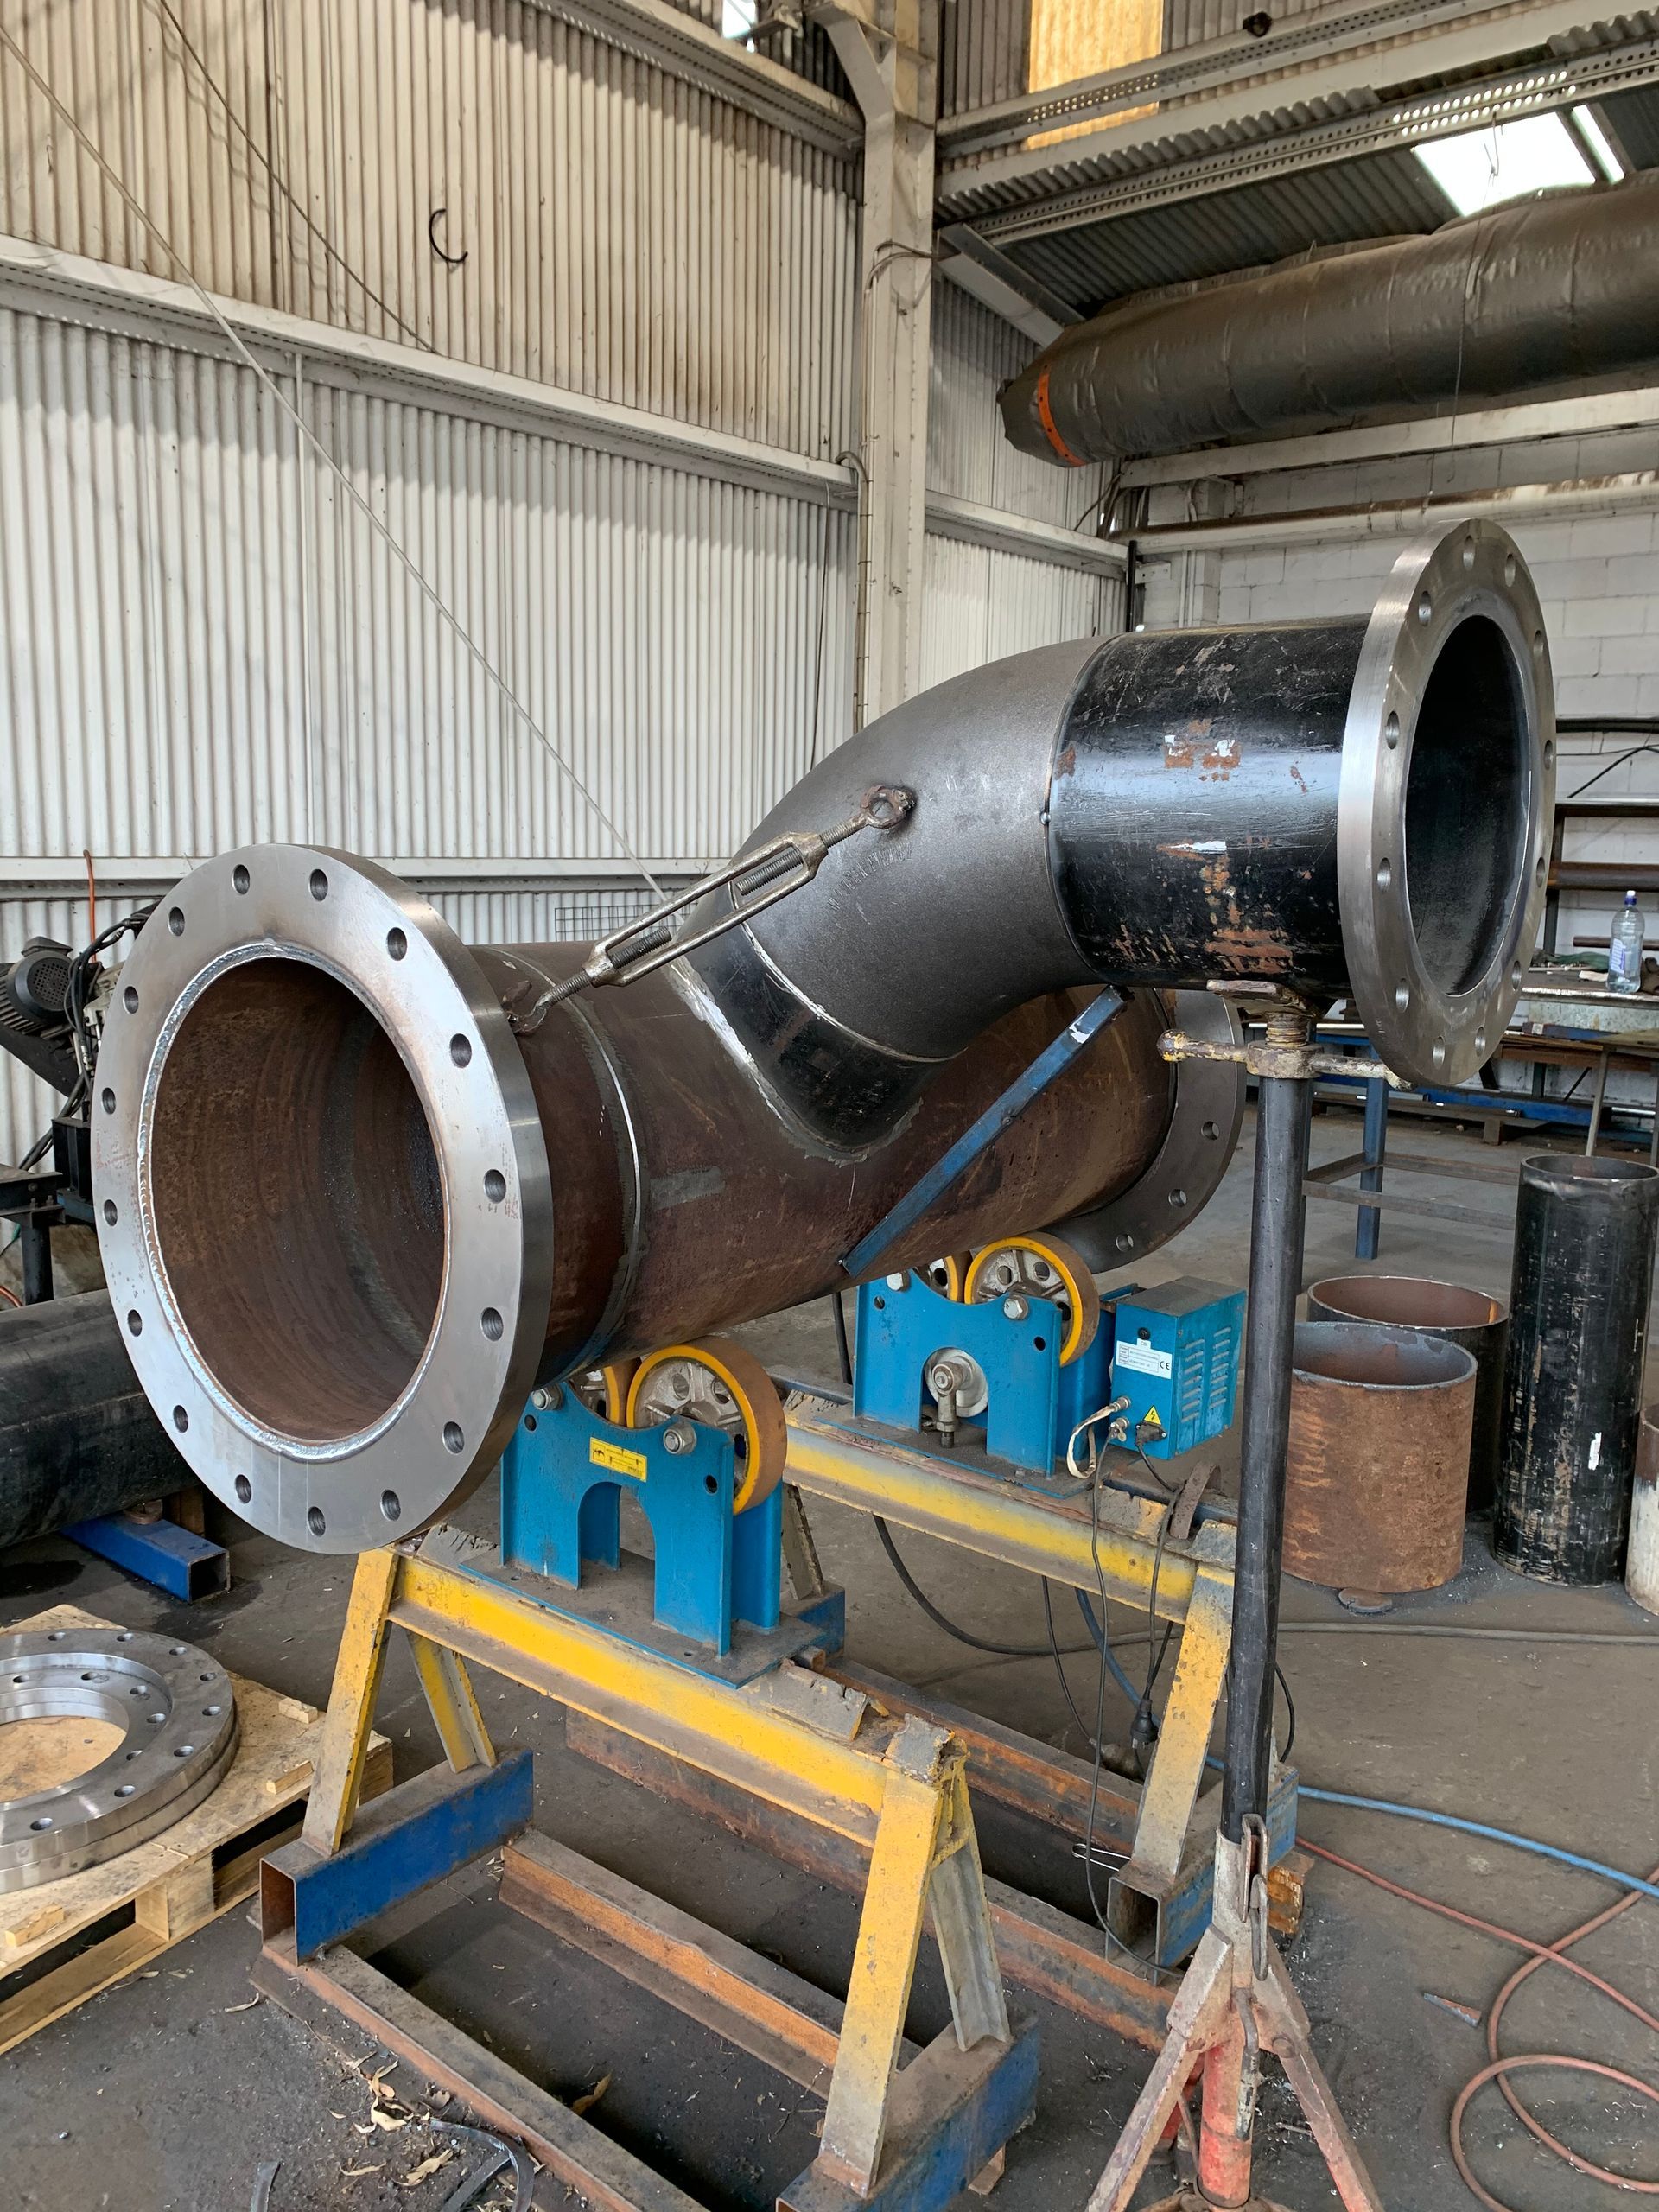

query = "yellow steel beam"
[785,1408,1234,1624]
[390,1550,898,1843]
[302,1546,398,1855]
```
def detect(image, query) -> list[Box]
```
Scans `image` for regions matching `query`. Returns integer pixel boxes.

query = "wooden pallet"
[0,1604,391,2052]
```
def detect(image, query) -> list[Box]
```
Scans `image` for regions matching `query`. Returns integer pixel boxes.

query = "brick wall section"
[1216,514,1659,720]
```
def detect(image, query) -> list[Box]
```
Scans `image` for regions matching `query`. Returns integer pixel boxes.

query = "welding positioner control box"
[1108,1277,1245,1459]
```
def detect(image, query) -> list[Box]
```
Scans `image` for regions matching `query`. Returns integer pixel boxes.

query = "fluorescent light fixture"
[1414,112,1594,217]
[1572,103,1626,181]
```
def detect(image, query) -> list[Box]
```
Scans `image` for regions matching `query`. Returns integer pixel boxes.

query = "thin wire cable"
[1043,1580,1106,1751]
[872,1518,1095,1659]
[140,0,433,353]
[1276,1620,1659,1645]
[0,25,662,899]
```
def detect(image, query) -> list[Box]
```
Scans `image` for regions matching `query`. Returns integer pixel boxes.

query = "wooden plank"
[565,1713,1173,2054]
[501,1831,854,2095]
[255,1937,706,2212]
[0,1604,391,2052]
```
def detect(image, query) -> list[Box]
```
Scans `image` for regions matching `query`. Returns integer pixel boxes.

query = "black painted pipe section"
[1496,1155,1659,1585]
[0,1291,189,1547]
[1221,1070,1311,1840]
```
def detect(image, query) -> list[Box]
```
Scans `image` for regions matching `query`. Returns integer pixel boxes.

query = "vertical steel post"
[1356,1073,1387,1262]
[19,1214,53,1305]
[817,1,938,725]
[1221,1050,1312,1843]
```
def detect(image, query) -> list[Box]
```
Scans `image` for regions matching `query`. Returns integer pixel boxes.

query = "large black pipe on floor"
[0,1291,189,1548]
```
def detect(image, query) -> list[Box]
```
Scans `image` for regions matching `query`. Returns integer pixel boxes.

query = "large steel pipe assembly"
[92,522,1553,1553]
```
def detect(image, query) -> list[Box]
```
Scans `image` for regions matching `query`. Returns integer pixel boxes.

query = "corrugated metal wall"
[920,535,1110,687]
[0,3,1113,1168]
[0,307,855,874]
[930,281,1105,528]
[941,0,1030,115]
[0,0,858,453]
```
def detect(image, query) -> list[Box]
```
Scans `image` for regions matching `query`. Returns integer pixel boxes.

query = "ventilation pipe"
[1001,173,1659,465]
[93,523,1551,1552]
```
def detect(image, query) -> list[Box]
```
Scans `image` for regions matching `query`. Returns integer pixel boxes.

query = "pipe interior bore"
[148,957,445,1443]
[1307,1275,1504,1331]
[1404,613,1529,998]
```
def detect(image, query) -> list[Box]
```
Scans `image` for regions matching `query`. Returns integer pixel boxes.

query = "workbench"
[1303,987,1659,1255]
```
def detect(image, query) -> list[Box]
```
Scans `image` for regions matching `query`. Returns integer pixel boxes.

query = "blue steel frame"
[499,1394,848,1664]
[63,1510,229,1600]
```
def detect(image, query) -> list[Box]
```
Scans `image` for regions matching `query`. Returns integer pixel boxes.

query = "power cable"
[0,24,663,899]
[871,1517,1095,1660]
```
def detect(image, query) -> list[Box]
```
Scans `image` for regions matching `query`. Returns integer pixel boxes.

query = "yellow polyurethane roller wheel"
[924,1252,974,1300]
[625,1336,786,1514]
[963,1234,1102,1365]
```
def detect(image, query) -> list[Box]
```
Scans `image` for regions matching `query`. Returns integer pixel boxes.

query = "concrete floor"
[2,1103,1656,2212]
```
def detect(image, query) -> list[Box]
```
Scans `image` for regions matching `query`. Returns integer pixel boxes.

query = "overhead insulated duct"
[93,523,1550,1553]
[1001,171,1659,464]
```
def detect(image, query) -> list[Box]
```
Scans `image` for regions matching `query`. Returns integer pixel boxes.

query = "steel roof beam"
[938,0,1470,158]
[938,0,1656,226]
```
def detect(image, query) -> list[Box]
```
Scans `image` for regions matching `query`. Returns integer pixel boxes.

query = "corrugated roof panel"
[937,85,1383,219]
[1600,81,1659,167]
[1002,146,1451,309]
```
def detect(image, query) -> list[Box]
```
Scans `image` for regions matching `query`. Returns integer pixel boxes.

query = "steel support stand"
[1090,1001,1383,2212]
[281,1541,1033,2212]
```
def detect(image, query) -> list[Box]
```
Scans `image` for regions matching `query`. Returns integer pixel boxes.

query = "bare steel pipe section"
[93,522,1551,1553]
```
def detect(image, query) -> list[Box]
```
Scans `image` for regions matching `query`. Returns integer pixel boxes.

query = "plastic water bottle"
[1610,890,1646,995]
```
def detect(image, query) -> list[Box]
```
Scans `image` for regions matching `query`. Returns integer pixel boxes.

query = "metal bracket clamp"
[841,987,1128,1281]
[524,785,915,1022]
[1160,981,1405,1086]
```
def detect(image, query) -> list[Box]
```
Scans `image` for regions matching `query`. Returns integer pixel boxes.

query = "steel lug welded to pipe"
[93,522,1552,1553]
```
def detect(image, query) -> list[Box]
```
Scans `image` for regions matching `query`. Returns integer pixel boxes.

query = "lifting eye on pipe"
[92,519,1553,1554]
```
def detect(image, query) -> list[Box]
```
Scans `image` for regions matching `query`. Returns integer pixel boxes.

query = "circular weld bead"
[90,845,555,1554]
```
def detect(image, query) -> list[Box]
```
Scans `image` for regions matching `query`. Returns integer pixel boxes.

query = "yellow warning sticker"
[589,1435,648,1480]
[1141,1407,1165,1432]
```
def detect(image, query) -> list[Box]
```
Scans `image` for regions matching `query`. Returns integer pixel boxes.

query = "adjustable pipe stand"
[1089,993,1385,2212]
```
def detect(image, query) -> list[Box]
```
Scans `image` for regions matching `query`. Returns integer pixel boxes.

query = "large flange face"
[0,1629,238,1890]
[92,846,555,1554]
[1338,520,1554,1088]
[1058,988,1245,1272]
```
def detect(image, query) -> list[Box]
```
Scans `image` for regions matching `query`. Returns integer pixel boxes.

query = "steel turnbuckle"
[522,784,915,1020]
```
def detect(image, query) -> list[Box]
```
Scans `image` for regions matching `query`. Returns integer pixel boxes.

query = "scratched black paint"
[1048,620,1367,997]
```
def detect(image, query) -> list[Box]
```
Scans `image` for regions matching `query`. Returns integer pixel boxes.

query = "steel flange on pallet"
[0,1628,238,1890]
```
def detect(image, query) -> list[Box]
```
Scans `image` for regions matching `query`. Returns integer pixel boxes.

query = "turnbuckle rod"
[542,785,914,1010]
